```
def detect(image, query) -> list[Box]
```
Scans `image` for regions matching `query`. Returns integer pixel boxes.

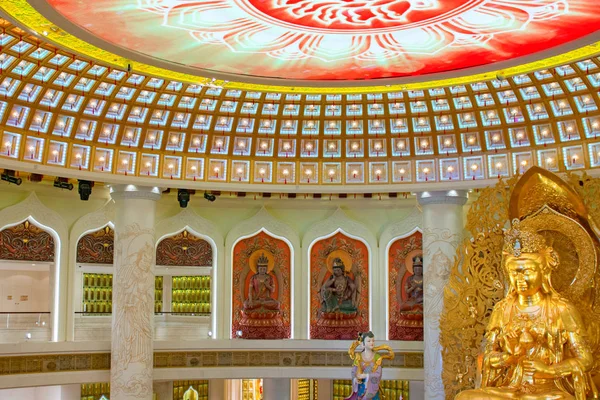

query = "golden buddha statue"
[456,219,598,400]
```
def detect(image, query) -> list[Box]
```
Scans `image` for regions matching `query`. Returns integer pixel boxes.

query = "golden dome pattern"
[0,17,600,189]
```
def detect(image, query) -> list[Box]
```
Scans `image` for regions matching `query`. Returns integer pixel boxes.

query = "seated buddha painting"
[310,232,369,339]
[231,231,291,339]
[388,231,423,341]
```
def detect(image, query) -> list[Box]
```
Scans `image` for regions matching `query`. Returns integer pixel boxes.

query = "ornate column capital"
[417,190,468,206]
[109,184,162,202]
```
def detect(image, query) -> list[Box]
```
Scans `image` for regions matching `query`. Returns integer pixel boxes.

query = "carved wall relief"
[77,226,114,264]
[388,231,423,341]
[0,220,54,262]
[310,232,369,340]
[231,231,291,339]
[156,230,213,266]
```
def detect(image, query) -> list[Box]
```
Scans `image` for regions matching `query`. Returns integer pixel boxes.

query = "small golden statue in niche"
[455,219,597,400]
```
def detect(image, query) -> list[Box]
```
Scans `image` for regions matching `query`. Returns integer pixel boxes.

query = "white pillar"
[110,185,161,400]
[225,380,242,400]
[262,379,291,400]
[154,381,173,400]
[417,190,467,400]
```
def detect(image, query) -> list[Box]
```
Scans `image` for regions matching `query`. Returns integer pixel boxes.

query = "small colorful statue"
[345,331,395,400]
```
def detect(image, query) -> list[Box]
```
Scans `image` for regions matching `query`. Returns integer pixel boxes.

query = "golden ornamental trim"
[0,350,423,376]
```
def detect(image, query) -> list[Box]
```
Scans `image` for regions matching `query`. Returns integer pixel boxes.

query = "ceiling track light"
[53,177,73,191]
[177,188,195,208]
[203,191,216,202]
[1,169,22,185]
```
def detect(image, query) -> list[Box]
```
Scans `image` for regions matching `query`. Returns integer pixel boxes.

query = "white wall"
[0,385,62,400]
[0,267,50,313]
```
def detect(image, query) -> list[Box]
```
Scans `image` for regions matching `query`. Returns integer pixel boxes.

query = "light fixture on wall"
[178,189,192,208]
[236,330,243,338]
[78,180,94,201]
[207,331,213,338]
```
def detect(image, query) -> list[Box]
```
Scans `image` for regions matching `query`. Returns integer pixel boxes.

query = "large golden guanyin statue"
[446,167,600,400]
[456,219,596,399]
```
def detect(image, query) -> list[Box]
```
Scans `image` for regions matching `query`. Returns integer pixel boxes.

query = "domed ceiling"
[37,0,600,81]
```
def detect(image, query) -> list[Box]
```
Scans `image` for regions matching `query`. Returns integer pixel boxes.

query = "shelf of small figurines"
[297,379,311,400]
[173,380,209,400]
[80,382,109,400]
[82,273,163,315]
[171,276,211,316]
[82,273,113,314]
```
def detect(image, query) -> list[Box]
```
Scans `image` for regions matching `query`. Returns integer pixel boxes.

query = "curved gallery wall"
[0,184,426,342]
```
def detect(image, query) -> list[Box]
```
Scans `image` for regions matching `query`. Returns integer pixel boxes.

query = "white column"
[262,379,291,400]
[110,185,161,400]
[225,380,242,400]
[153,381,173,400]
[417,190,467,400]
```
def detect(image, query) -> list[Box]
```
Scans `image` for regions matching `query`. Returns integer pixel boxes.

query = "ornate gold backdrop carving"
[156,230,213,267]
[0,220,55,262]
[440,168,600,398]
[77,226,114,264]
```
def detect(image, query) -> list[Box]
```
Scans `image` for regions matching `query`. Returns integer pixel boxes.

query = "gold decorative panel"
[77,226,114,264]
[0,220,54,262]
[156,231,213,267]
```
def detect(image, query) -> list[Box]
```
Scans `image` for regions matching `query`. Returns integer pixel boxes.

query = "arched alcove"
[225,207,300,339]
[379,207,425,343]
[68,200,115,341]
[155,208,224,339]
[302,208,378,339]
[0,192,68,341]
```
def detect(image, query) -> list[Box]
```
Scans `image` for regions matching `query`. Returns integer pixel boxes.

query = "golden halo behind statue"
[248,250,275,274]
[404,250,423,275]
[326,250,353,274]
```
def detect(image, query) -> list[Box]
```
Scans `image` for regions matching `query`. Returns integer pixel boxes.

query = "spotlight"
[177,189,190,208]
[25,332,32,340]
[235,330,243,338]
[204,192,216,202]
[1,170,22,185]
[78,180,94,201]
[207,331,213,338]
[53,177,73,190]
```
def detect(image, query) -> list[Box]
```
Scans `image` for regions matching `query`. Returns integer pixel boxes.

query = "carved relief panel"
[388,231,423,341]
[156,230,213,266]
[310,231,369,340]
[0,220,54,262]
[77,226,114,264]
[231,231,291,339]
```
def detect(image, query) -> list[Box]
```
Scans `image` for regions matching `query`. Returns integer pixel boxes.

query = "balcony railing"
[0,312,51,342]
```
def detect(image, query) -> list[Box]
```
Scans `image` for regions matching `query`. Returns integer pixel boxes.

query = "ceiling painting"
[44,0,600,81]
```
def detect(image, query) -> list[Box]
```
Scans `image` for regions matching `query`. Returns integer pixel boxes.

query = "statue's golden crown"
[333,257,345,268]
[257,252,269,266]
[502,218,547,257]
